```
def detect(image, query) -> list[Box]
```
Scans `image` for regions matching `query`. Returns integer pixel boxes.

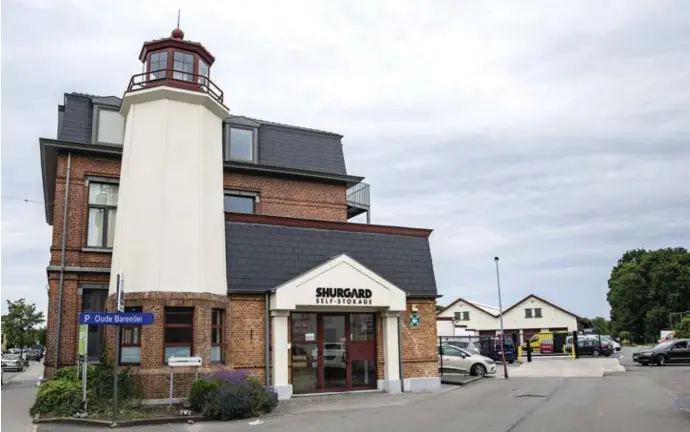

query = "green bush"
[203,382,254,421]
[30,379,82,417]
[189,371,278,419]
[246,376,278,414]
[39,361,140,414]
[188,379,222,412]
[674,316,690,339]
[618,331,632,344]
[52,364,98,382]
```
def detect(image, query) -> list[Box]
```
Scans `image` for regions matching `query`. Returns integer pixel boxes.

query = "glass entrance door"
[291,312,378,394]
[321,315,348,390]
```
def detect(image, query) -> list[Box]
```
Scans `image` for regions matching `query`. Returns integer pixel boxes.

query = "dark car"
[24,349,41,361]
[492,337,517,363]
[574,338,614,357]
[633,339,690,366]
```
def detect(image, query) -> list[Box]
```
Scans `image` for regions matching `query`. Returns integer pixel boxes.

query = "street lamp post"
[494,257,509,380]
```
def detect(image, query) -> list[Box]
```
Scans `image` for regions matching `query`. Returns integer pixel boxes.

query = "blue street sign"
[79,312,155,326]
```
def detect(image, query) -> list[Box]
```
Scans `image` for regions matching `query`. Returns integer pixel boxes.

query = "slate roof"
[225,221,438,297]
[55,94,350,177]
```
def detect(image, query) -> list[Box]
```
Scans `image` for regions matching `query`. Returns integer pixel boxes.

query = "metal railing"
[346,182,370,209]
[126,69,224,104]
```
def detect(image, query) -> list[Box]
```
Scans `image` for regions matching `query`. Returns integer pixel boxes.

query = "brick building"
[39,27,440,400]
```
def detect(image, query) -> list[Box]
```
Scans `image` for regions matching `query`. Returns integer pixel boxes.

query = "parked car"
[524,331,568,351]
[633,339,690,366]
[445,340,481,356]
[492,337,516,363]
[24,349,41,361]
[600,335,621,351]
[2,354,24,372]
[570,338,614,357]
[438,344,497,377]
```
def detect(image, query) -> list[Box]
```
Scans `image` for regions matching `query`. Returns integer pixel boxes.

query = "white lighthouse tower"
[109,27,229,299]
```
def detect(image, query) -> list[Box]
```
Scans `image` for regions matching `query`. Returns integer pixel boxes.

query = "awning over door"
[270,254,407,312]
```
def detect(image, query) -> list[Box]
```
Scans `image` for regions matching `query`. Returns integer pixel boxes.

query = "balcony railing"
[127,69,224,105]
[347,182,370,220]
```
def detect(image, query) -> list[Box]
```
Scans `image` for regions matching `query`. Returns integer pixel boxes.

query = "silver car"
[2,354,24,372]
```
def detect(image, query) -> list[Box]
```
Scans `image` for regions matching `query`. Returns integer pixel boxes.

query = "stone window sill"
[82,247,113,253]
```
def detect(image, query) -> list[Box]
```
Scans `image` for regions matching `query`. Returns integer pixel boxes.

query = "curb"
[33,414,206,428]
[441,376,483,386]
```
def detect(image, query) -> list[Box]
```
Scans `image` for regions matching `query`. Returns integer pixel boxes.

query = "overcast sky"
[2,0,689,319]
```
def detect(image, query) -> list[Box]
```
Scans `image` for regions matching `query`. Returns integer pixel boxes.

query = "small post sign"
[78,324,88,357]
[116,274,125,313]
[409,313,420,328]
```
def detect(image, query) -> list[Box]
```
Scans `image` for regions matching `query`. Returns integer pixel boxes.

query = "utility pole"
[494,257,509,380]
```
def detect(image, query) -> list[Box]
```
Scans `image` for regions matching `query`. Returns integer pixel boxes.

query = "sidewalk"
[509,357,625,378]
[1,361,43,432]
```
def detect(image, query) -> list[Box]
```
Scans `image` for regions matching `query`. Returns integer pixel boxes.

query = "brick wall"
[49,154,121,268]
[44,272,112,377]
[224,173,347,222]
[102,292,232,398]
[48,154,347,271]
[227,294,268,382]
[401,298,439,379]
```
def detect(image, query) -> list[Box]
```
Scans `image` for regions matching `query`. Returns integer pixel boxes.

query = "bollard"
[526,342,532,363]
[572,331,580,359]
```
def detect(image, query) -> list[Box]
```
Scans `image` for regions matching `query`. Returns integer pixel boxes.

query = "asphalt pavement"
[2,360,43,432]
[30,347,690,431]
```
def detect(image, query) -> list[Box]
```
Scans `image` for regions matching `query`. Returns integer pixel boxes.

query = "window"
[525,308,533,319]
[675,341,688,349]
[211,309,224,363]
[95,108,125,145]
[350,314,375,341]
[223,194,256,214]
[534,308,543,318]
[440,345,465,357]
[225,127,255,162]
[454,311,470,321]
[173,51,194,82]
[164,307,194,362]
[198,59,209,86]
[120,306,142,364]
[150,51,168,79]
[87,182,118,248]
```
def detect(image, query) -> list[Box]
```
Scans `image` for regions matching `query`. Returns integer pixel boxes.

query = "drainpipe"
[54,152,72,371]
[265,292,271,386]
[397,315,404,393]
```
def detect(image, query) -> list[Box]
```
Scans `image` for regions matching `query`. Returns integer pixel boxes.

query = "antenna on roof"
[177,9,181,28]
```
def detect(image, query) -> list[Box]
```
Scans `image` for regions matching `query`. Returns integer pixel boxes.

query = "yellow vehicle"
[524,330,569,351]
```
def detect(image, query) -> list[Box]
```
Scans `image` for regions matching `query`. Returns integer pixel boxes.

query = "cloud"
[2,0,689,318]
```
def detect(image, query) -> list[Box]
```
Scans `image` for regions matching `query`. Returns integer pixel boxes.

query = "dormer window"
[225,126,256,162]
[173,51,194,82]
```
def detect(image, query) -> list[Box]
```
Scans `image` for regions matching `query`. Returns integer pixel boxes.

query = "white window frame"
[224,124,258,163]
[85,178,119,249]
[92,105,125,145]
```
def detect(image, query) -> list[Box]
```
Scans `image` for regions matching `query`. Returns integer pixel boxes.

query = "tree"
[435,303,443,313]
[607,247,690,342]
[590,317,611,335]
[675,316,690,339]
[1,299,45,357]
[33,327,47,346]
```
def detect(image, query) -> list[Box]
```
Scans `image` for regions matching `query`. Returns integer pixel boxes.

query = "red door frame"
[295,312,377,393]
